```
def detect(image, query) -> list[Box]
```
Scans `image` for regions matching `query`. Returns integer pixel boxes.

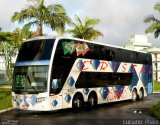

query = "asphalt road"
[0,93,160,125]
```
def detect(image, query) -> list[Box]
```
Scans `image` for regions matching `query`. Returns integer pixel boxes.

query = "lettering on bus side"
[79,59,110,71]
[100,62,109,71]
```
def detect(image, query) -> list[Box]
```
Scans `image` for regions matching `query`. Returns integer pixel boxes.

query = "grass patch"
[150,101,160,120]
[153,81,160,92]
[0,88,12,110]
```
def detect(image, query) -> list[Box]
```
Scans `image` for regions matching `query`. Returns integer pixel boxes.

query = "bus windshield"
[12,66,48,94]
[16,39,55,61]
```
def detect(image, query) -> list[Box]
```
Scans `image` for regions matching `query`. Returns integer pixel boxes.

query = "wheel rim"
[139,90,143,99]
[89,96,95,106]
[73,97,81,108]
[77,99,80,108]
[132,91,137,101]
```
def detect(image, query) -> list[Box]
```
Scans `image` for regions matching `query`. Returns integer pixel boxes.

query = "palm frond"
[144,15,158,23]
[145,23,160,33]
[48,4,65,14]
[85,17,100,27]
[11,5,38,23]
[46,4,71,34]
[23,20,39,31]
[75,15,83,26]
[154,3,160,11]
[0,32,13,42]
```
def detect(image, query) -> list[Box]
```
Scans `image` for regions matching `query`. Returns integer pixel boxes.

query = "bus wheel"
[138,88,144,101]
[72,94,83,112]
[88,93,97,110]
[131,89,137,102]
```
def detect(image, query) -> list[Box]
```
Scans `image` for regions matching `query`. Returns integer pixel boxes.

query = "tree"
[0,31,13,84]
[12,28,33,49]
[11,0,71,36]
[0,28,33,84]
[0,32,13,42]
[144,3,160,38]
[67,15,103,40]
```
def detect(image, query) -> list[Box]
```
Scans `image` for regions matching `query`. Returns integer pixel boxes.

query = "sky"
[0,0,160,47]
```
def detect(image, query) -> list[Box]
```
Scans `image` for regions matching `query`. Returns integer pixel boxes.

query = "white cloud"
[0,0,160,47]
[0,0,27,31]
[77,0,160,46]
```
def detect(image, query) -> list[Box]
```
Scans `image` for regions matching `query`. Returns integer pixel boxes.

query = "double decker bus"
[12,37,153,111]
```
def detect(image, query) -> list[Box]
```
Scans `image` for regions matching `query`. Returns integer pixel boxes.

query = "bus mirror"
[52,79,58,89]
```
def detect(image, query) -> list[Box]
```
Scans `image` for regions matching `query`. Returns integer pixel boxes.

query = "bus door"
[51,79,63,109]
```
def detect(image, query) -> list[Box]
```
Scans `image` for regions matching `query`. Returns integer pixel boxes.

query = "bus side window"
[100,47,106,60]
[131,52,138,63]
[52,79,59,89]
[107,50,115,61]
[92,45,100,59]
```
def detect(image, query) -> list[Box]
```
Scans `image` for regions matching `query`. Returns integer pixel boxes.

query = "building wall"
[124,34,160,82]
[152,53,160,81]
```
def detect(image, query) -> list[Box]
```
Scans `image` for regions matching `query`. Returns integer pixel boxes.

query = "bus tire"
[72,93,83,112]
[131,89,137,102]
[138,88,144,101]
[87,92,97,110]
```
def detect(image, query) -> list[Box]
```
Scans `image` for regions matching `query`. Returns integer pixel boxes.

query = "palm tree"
[144,3,160,38]
[67,15,103,40]
[0,32,13,42]
[11,0,71,36]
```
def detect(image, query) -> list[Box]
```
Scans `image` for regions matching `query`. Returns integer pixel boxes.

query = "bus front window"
[12,66,48,94]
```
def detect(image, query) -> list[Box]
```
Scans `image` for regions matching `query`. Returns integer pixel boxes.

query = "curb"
[0,107,15,113]
[153,92,160,94]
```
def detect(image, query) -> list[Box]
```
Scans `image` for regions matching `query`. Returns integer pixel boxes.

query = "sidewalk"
[0,107,14,113]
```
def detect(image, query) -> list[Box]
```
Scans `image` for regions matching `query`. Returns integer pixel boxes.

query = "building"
[124,34,152,51]
[124,34,160,81]
[148,48,160,82]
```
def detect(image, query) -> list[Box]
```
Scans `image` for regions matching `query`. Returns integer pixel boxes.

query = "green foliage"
[150,101,160,120]
[144,3,160,38]
[154,4,160,11]
[0,32,13,42]
[0,88,12,110]
[67,15,103,40]
[11,0,71,36]
[154,81,160,92]
[0,28,33,84]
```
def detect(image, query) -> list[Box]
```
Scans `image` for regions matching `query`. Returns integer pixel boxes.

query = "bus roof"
[24,36,149,54]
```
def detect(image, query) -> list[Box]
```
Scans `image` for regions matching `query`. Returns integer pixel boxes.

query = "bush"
[0,88,12,110]
[150,101,160,120]
[153,81,160,92]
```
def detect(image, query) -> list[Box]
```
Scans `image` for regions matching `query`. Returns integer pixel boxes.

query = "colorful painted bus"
[12,37,153,111]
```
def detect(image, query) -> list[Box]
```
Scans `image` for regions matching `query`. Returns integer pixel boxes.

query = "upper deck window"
[17,39,55,61]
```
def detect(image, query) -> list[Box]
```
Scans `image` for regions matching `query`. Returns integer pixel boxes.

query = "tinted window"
[50,40,77,94]
[17,39,55,61]
[12,66,48,94]
[75,72,133,88]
